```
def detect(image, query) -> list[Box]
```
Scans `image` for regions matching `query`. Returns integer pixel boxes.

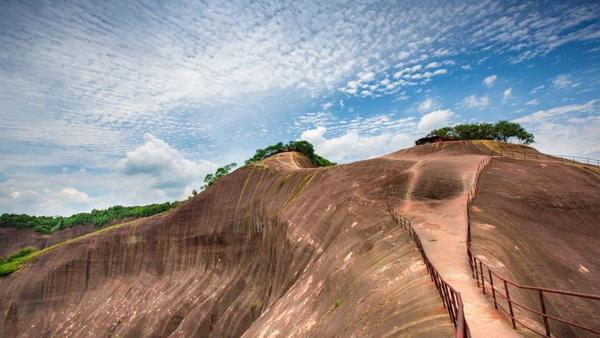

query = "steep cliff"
[470,155,600,337]
[1,150,456,337]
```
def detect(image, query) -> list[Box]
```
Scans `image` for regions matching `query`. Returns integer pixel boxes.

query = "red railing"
[492,150,600,167]
[466,156,600,337]
[388,205,470,338]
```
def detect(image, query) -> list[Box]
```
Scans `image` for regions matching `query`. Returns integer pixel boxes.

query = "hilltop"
[0,140,598,337]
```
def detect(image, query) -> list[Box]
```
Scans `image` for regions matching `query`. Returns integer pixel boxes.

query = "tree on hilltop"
[425,120,534,144]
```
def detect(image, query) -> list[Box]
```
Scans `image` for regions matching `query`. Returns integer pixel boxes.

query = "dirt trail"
[387,146,520,337]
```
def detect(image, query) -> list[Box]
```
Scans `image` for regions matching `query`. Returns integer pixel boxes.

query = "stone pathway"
[393,153,520,338]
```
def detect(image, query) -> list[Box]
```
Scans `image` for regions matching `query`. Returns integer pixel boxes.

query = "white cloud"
[359,72,376,82]
[418,98,435,112]
[552,74,577,89]
[463,95,490,108]
[433,69,447,76]
[525,99,539,105]
[322,102,333,110]
[417,109,454,132]
[116,133,216,191]
[425,62,439,69]
[2,1,600,215]
[502,87,513,100]
[514,101,600,157]
[515,100,597,123]
[10,191,21,199]
[530,85,545,94]
[300,126,412,163]
[483,75,497,87]
[531,116,600,158]
[58,188,89,204]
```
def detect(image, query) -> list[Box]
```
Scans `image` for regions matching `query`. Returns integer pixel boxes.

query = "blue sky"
[1,0,599,215]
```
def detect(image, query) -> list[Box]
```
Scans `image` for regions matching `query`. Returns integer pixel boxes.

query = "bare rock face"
[1,149,465,337]
[0,225,98,257]
[471,156,600,337]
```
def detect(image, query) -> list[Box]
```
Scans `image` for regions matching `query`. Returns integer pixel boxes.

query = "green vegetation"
[198,140,334,192]
[202,162,237,189]
[427,120,534,144]
[0,202,178,234]
[245,140,336,167]
[0,246,37,277]
[333,298,343,309]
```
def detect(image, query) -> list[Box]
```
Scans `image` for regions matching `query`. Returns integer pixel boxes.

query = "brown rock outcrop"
[1,149,457,337]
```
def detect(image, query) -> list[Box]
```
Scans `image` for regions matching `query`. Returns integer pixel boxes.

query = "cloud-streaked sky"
[1,0,599,215]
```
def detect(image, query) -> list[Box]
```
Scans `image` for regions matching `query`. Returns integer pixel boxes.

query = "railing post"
[450,291,458,321]
[479,261,486,295]
[444,284,456,325]
[474,258,480,287]
[539,290,551,337]
[503,280,516,329]
[489,270,497,309]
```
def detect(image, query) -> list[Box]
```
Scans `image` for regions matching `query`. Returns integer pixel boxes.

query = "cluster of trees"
[427,121,534,144]
[0,202,178,234]
[245,140,336,167]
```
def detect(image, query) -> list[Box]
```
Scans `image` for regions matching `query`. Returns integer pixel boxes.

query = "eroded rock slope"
[1,150,455,337]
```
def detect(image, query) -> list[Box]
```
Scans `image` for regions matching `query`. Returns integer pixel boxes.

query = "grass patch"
[0,246,38,277]
[333,298,342,309]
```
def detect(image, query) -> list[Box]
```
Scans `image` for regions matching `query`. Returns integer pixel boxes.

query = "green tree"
[424,121,534,145]
[492,120,534,144]
[0,201,178,234]
[427,127,456,138]
[203,163,237,189]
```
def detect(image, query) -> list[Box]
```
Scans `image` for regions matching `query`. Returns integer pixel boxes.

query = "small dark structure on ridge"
[415,135,456,145]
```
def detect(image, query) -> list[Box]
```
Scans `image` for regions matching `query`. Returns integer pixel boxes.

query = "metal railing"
[388,204,470,338]
[492,150,600,167]
[466,156,600,337]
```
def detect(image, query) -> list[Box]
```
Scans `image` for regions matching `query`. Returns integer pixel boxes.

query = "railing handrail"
[466,156,600,337]
[492,150,600,167]
[387,204,470,338]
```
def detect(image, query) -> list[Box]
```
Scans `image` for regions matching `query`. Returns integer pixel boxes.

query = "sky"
[1,0,599,216]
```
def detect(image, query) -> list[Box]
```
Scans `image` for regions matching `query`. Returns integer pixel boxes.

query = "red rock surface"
[0,225,97,257]
[2,141,597,338]
[471,156,600,337]
[1,150,454,337]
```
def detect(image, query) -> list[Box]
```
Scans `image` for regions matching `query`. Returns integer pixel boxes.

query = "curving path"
[386,148,521,337]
